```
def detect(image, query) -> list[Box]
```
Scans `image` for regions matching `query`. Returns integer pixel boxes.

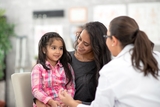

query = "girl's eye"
[51,46,56,50]
[60,47,63,50]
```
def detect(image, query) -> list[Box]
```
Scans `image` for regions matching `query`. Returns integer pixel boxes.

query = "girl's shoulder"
[31,64,45,74]
[32,63,44,70]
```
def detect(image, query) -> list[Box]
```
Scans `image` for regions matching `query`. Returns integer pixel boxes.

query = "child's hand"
[36,100,48,107]
[59,89,73,105]
[60,103,68,107]
[51,101,60,107]
[48,99,60,107]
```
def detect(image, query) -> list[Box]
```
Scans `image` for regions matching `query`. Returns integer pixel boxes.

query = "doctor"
[59,16,160,107]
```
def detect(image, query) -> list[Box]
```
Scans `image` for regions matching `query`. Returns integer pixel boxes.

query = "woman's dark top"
[70,51,97,105]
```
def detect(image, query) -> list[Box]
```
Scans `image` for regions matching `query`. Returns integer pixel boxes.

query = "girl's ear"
[43,48,46,54]
[111,36,119,46]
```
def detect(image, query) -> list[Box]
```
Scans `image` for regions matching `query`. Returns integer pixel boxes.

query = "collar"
[115,44,134,59]
[45,60,63,68]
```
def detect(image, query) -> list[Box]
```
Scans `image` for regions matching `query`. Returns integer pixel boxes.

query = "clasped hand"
[58,89,80,107]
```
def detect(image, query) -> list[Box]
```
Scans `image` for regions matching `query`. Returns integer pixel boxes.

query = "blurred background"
[0,0,160,107]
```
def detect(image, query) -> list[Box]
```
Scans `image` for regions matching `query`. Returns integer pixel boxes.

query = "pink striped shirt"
[31,61,75,106]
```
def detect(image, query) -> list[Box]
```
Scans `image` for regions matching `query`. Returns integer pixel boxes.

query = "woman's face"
[106,27,120,57]
[76,29,92,55]
[106,28,115,56]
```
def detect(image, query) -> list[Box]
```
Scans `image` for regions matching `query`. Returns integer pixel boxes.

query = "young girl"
[31,32,75,107]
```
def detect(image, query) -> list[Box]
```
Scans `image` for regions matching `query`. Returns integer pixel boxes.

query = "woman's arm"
[59,66,116,107]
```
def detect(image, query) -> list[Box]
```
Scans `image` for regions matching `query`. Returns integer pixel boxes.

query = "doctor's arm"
[59,67,116,107]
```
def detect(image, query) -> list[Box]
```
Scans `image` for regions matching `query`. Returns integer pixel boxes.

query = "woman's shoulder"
[153,51,160,63]
[69,51,75,56]
[153,51,160,56]
[101,53,132,73]
[69,51,76,60]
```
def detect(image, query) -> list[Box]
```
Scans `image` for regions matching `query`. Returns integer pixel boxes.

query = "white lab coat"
[78,44,160,107]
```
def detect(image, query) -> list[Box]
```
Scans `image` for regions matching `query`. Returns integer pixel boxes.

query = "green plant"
[0,9,15,79]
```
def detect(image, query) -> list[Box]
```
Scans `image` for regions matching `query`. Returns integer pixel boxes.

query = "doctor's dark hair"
[37,32,73,85]
[74,21,111,85]
[109,16,159,79]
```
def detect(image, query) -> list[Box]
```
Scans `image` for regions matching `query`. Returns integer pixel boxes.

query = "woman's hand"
[59,90,79,107]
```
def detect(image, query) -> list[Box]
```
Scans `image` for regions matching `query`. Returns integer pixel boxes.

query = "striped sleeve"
[31,64,52,104]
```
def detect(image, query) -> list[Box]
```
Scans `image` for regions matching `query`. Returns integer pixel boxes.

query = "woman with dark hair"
[35,21,111,107]
[71,21,111,104]
[59,16,160,107]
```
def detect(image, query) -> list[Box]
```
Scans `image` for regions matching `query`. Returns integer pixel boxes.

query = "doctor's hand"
[75,100,82,104]
[59,90,79,107]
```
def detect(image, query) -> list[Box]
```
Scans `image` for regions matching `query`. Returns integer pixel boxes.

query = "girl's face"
[45,39,63,66]
[76,29,92,55]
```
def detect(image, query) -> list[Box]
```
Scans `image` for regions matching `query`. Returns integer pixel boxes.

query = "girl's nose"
[56,49,61,53]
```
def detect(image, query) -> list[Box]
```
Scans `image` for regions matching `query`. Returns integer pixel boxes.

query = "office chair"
[11,72,33,107]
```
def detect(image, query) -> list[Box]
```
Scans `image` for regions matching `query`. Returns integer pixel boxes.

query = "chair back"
[11,72,33,107]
